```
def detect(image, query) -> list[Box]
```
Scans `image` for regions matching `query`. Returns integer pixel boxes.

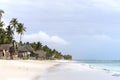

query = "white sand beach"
[0,60,120,80]
[0,60,58,80]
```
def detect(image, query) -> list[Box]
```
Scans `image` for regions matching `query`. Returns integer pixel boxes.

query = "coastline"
[0,60,120,80]
[42,60,120,80]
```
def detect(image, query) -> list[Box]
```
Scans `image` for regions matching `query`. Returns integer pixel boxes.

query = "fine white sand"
[0,60,120,80]
[0,60,58,80]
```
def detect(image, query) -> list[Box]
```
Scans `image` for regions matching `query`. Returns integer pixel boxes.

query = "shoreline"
[0,60,120,80]
[42,60,120,80]
[75,60,120,77]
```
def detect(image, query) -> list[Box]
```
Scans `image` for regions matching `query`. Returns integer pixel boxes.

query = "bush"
[63,55,72,60]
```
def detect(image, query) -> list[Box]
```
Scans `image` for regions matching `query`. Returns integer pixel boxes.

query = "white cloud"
[15,31,69,46]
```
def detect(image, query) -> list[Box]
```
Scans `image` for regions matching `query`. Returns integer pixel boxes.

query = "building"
[18,45,34,59]
[35,50,46,60]
[0,44,13,59]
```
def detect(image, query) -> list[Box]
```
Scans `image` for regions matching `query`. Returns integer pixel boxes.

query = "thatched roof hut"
[18,45,34,52]
[35,50,46,58]
[0,44,12,51]
[0,44,14,59]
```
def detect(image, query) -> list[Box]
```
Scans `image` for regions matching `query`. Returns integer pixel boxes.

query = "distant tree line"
[22,42,72,60]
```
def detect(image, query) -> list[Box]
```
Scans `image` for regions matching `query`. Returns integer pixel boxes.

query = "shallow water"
[37,61,120,80]
[78,60,120,74]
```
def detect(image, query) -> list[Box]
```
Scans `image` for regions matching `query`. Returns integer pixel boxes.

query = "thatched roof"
[35,50,46,58]
[18,45,34,52]
[0,44,12,51]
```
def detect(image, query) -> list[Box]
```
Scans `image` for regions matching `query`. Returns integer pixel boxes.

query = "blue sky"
[1,0,120,60]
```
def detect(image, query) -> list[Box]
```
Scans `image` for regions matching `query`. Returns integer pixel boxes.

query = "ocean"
[39,60,120,80]
[78,60,120,74]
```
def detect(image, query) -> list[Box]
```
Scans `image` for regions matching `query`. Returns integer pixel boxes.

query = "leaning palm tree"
[10,18,18,31]
[16,23,26,43]
[0,10,4,22]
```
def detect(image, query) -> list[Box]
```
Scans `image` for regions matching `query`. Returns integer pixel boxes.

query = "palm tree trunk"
[0,17,1,22]
[20,34,22,43]
[10,53,13,59]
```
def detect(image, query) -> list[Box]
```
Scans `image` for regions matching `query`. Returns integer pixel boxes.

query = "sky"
[1,0,120,60]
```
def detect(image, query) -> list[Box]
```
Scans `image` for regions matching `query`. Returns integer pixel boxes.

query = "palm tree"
[0,10,4,22]
[0,10,5,44]
[35,42,42,50]
[10,18,18,31]
[6,25,14,43]
[0,21,4,28]
[0,21,5,44]
[6,25,14,36]
[16,23,26,43]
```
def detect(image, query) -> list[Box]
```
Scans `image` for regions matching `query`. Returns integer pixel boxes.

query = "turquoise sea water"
[39,60,120,80]
[78,60,120,73]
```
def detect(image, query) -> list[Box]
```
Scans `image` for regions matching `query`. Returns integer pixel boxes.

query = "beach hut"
[35,50,46,60]
[18,45,34,59]
[0,44,12,59]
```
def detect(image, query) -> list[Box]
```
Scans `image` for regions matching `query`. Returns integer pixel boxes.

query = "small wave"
[112,73,120,77]
[102,68,110,73]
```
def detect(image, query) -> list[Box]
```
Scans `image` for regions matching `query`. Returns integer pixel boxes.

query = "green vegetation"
[30,52,39,59]
[22,42,72,60]
[63,55,72,60]
[0,10,26,44]
[0,9,72,60]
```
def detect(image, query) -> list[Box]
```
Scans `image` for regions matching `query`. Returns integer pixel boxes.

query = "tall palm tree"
[0,10,4,22]
[0,10,5,44]
[0,21,5,43]
[16,23,26,43]
[10,18,18,31]
[6,25,14,43]
[6,25,14,36]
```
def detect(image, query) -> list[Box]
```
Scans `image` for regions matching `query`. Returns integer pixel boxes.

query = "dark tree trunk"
[10,53,13,59]
[9,46,15,60]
